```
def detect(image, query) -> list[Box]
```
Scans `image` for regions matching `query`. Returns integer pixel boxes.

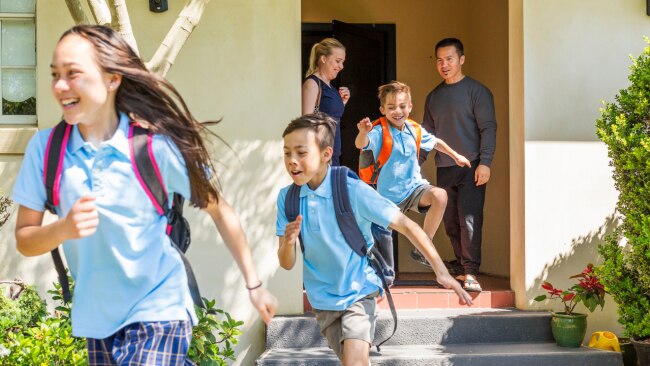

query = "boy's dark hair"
[378,81,412,106]
[283,113,336,151]
[435,37,464,57]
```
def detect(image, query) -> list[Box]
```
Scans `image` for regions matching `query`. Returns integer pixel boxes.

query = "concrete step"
[266,308,554,349]
[256,343,623,366]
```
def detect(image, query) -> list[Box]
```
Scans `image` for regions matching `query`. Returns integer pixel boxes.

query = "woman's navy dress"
[307,74,345,166]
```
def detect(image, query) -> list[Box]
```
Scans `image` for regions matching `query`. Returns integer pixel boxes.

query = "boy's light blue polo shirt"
[12,112,197,339]
[363,121,437,205]
[276,167,400,311]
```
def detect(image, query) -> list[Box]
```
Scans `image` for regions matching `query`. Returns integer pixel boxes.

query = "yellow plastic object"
[588,331,621,352]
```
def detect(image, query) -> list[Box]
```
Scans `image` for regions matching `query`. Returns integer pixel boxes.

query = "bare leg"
[419,187,448,239]
[342,339,370,366]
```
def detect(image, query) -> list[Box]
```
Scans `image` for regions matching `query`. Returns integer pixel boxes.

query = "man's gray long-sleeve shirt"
[419,76,497,168]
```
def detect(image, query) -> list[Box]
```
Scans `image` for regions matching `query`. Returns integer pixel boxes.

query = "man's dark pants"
[437,160,486,277]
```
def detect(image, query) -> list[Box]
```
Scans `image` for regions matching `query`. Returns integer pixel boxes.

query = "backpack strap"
[128,124,168,216]
[128,123,205,310]
[284,183,304,253]
[330,166,397,352]
[44,121,72,214]
[44,121,73,304]
[358,117,394,185]
[331,166,367,257]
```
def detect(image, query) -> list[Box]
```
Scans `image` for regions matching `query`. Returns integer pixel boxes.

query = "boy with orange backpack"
[355,81,473,286]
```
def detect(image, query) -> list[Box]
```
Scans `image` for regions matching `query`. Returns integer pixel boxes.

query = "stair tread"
[274,307,545,320]
[259,342,621,360]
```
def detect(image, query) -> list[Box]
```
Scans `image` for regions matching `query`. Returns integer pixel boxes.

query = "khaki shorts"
[313,292,379,360]
[397,184,434,214]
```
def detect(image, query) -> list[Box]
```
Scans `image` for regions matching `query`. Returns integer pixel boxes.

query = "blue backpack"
[43,120,205,310]
[284,166,397,351]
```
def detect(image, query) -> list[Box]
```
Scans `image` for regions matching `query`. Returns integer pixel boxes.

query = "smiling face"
[436,45,465,84]
[380,91,412,130]
[283,128,332,189]
[318,47,345,81]
[50,34,120,129]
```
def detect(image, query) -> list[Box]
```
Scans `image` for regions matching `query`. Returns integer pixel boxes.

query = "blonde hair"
[378,81,412,106]
[305,38,345,77]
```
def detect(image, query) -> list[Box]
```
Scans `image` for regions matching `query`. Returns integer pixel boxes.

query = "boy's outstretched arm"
[278,215,301,270]
[355,117,373,149]
[389,213,474,305]
[204,196,278,324]
[434,139,472,168]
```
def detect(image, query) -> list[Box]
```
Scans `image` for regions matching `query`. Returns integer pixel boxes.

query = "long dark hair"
[60,25,219,208]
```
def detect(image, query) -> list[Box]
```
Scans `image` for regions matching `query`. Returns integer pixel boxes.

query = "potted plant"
[535,263,606,347]
[596,37,650,365]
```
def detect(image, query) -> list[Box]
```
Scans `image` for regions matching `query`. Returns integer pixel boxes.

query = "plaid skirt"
[86,319,194,366]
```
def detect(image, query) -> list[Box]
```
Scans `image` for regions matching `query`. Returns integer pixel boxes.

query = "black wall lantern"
[149,0,168,13]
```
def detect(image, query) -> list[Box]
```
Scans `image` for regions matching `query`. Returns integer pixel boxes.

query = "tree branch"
[106,0,119,29]
[145,0,211,77]
[86,0,112,25]
[110,0,139,56]
[65,0,91,24]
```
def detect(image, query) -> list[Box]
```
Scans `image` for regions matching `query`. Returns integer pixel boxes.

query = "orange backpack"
[359,117,422,184]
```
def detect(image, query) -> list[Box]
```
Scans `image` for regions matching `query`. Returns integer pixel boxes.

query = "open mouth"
[290,170,303,177]
[61,98,80,108]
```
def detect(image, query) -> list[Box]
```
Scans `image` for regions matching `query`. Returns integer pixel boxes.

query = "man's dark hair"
[283,112,336,151]
[435,38,464,57]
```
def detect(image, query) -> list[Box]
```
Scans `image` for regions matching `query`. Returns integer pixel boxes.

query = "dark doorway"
[301,20,403,274]
[301,21,396,171]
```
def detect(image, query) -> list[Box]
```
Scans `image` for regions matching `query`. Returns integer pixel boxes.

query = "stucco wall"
[523,0,648,339]
[302,0,511,277]
[0,1,301,364]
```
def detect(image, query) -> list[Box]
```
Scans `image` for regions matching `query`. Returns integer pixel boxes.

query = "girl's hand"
[436,272,474,306]
[455,154,472,168]
[284,215,302,247]
[357,117,372,133]
[339,87,350,105]
[249,287,278,325]
[62,196,99,239]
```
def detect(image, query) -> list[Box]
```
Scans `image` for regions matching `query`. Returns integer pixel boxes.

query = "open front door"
[332,20,395,171]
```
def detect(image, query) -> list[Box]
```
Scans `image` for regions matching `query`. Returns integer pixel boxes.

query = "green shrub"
[596,37,650,341]
[0,278,243,365]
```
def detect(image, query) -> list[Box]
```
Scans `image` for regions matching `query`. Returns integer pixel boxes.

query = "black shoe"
[410,249,432,268]
[444,260,465,276]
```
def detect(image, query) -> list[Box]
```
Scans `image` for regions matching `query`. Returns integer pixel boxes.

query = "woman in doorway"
[302,38,350,166]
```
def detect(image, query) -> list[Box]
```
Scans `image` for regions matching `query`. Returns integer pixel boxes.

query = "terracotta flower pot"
[551,312,587,347]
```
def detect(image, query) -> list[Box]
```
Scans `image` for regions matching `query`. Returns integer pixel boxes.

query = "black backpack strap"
[330,166,397,352]
[44,121,71,214]
[128,124,205,310]
[284,183,304,253]
[331,166,367,257]
[43,121,73,304]
[129,124,168,215]
[369,246,398,352]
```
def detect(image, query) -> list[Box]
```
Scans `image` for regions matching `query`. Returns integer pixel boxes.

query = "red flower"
[535,263,607,315]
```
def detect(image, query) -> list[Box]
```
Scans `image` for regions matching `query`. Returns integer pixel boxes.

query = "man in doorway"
[415,37,497,292]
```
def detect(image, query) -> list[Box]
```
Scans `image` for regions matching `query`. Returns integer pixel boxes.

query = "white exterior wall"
[523,0,649,339]
[0,1,302,364]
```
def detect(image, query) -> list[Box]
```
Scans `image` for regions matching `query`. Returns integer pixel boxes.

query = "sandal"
[463,277,483,292]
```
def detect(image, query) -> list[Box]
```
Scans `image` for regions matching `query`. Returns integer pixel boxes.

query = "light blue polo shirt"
[12,112,197,339]
[364,121,437,205]
[276,167,400,311]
